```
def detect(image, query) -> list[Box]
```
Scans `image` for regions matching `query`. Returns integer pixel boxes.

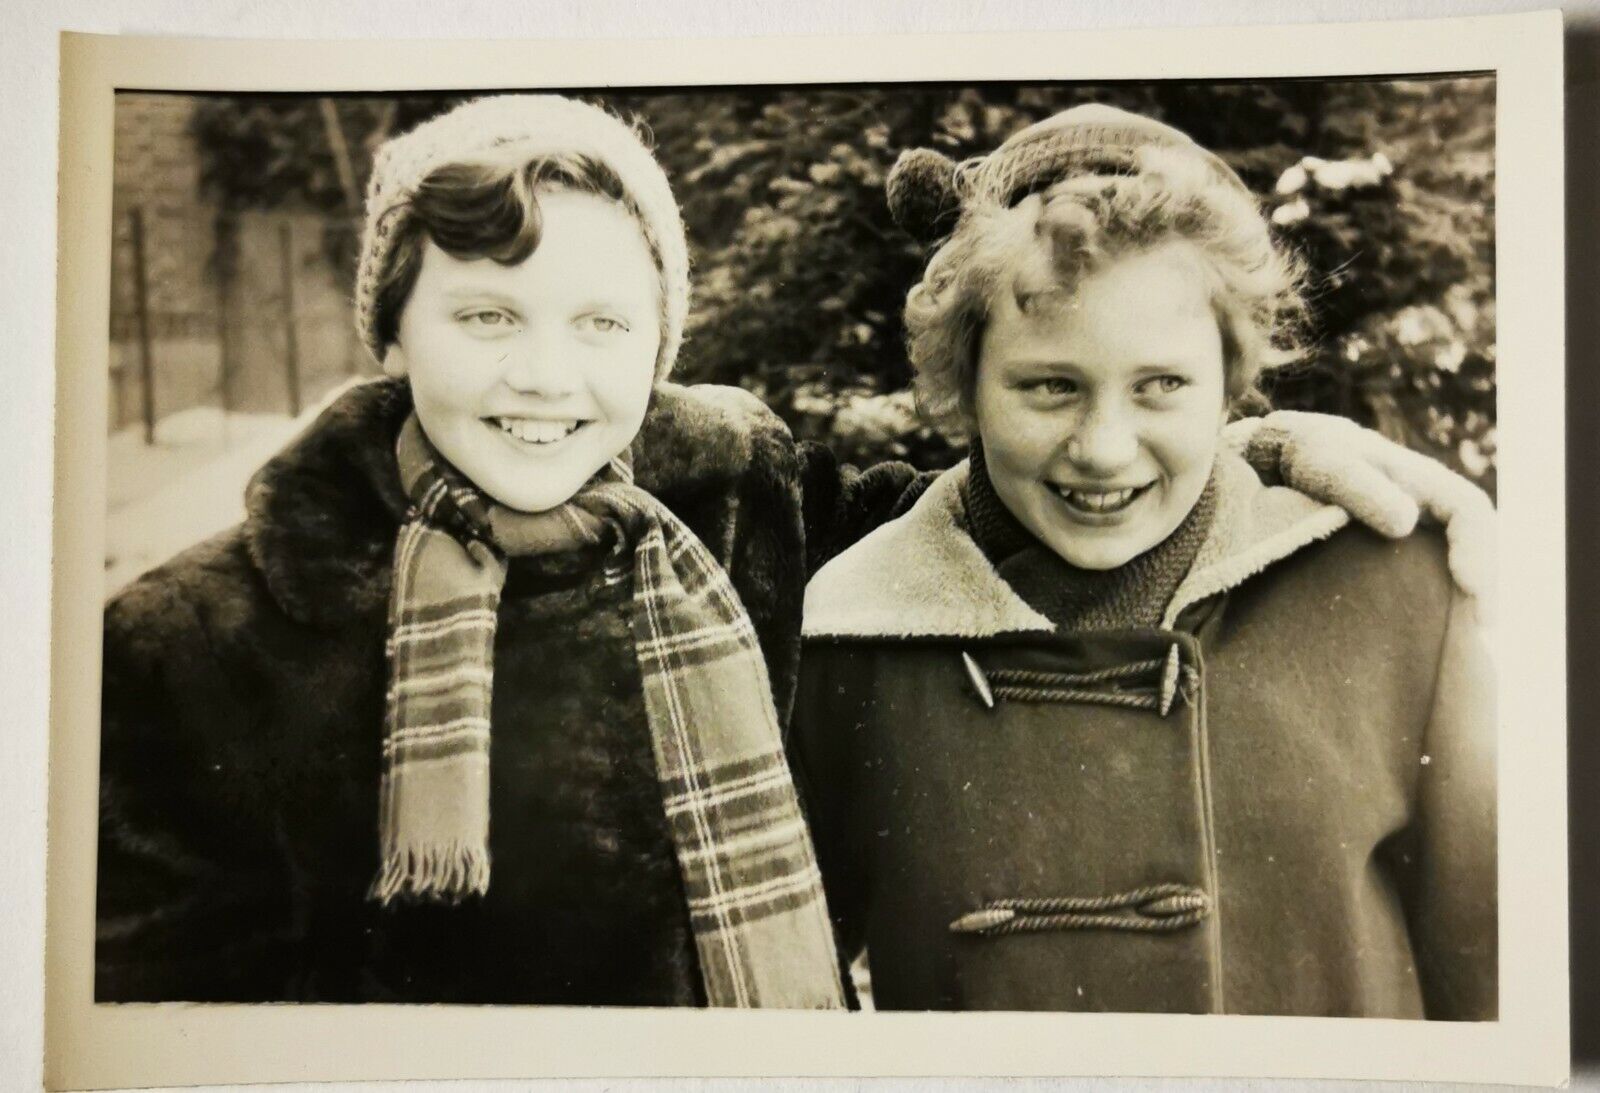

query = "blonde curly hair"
[904,143,1306,437]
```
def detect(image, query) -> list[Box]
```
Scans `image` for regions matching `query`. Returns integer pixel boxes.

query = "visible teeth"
[496,418,582,444]
[1055,485,1142,513]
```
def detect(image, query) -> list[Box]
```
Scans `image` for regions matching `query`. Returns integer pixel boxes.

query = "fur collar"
[802,450,1350,639]
[245,377,790,627]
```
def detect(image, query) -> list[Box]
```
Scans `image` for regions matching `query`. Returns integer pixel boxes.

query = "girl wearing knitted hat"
[98,95,845,1007]
[797,104,1496,1016]
[96,95,1488,1007]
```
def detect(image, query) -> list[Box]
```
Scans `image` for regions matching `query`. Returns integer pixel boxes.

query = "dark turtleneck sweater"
[962,443,1217,631]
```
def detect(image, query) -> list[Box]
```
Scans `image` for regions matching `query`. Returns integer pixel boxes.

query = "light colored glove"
[1223,411,1496,616]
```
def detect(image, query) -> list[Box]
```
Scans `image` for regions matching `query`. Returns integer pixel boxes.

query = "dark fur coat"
[96,377,924,1005]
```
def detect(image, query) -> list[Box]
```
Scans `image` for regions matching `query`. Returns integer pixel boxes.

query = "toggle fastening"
[950,882,1212,936]
[1159,643,1182,716]
[962,651,996,709]
[959,646,1194,715]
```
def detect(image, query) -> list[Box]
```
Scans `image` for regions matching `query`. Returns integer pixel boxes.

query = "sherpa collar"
[244,377,789,628]
[802,450,1350,639]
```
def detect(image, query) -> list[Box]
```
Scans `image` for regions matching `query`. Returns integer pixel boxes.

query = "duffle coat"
[95,377,925,1005]
[795,451,1496,1018]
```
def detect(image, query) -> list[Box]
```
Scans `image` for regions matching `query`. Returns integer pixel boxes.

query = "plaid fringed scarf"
[373,415,845,1009]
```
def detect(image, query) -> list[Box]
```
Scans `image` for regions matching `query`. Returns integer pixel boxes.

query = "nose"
[500,324,575,398]
[1065,399,1139,476]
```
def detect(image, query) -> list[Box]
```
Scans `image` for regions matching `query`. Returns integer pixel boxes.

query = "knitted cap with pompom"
[354,95,691,380]
[886,103,1251,243]
[884,146,964,246]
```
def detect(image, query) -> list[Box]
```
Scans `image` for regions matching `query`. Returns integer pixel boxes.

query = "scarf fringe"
[369,844,492,906]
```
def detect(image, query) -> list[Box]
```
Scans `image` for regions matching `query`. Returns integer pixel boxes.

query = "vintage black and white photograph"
[44,15,1568,1089]
[96,74,1499,1014]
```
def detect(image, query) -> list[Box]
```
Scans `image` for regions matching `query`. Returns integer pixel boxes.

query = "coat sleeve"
[95,580,300,1001]
[1230,410,1498,605]
[797,442,937,577]
[1404,588,1498,1020]
[786,645,874,986]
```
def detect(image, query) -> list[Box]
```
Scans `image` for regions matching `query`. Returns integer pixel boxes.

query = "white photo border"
[47,12,1567,1088]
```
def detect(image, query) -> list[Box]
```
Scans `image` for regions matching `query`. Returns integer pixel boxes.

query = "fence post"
[318,98,363,216]
[216,215,234,418]
[128,206,157,445]
[279,221,302,418]
[319,99,368,379]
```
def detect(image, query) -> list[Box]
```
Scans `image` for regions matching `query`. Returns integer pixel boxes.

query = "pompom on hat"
[886,103,1253,243]
[354,95,691,379]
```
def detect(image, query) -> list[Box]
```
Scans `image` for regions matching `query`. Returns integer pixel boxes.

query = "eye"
[1139,374,1188,396]
[1024,377,1079,397]
[457,309,516,333]
[581,314,630,335]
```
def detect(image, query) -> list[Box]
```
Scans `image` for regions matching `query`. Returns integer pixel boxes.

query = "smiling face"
[386,189,662,512]
[973,242,1229,570]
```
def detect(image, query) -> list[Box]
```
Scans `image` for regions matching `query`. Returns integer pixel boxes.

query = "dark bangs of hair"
[373,153,635,351]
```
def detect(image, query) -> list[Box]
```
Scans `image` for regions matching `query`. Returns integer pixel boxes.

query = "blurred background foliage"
[191,78,1495,492]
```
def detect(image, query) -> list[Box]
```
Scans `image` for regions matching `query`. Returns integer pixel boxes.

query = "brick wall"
[110,94,217,340]
[109,93,367,432]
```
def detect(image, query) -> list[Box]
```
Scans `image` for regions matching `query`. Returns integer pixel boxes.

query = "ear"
[381,343,408,379]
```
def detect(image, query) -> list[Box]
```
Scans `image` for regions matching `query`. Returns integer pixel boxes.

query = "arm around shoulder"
[1229,411,1497,607]
[797,441,936,576]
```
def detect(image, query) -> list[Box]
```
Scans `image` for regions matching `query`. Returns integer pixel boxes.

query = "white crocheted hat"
[354,95,690,378]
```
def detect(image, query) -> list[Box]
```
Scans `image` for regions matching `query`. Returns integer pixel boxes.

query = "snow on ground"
[105,379,367,597]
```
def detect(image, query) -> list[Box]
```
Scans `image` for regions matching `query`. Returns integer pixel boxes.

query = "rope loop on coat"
[960,647,1196,716]
[950,882,1211,936]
